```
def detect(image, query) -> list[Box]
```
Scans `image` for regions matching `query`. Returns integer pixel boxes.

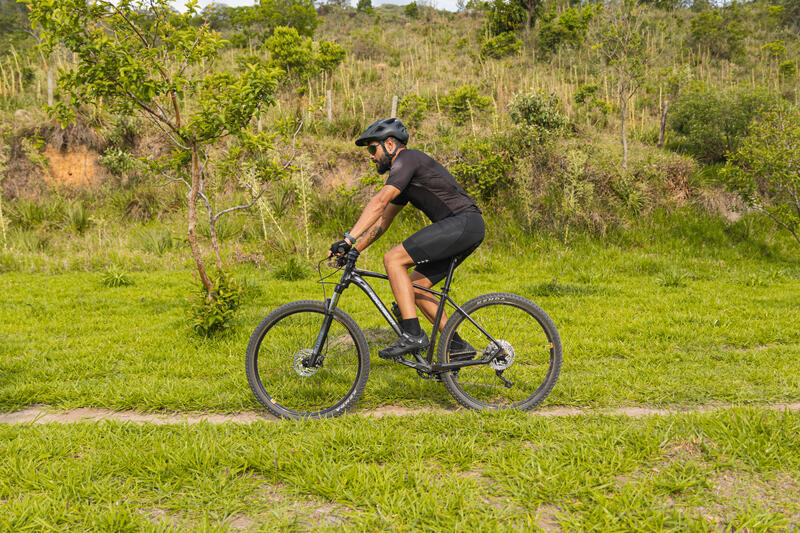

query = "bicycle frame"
[308,251,505,375]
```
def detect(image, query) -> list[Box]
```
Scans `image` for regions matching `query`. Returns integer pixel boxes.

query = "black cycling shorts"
[401,210,485,285]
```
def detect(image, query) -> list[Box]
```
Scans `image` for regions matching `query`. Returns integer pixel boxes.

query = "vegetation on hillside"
[0,0,798,331]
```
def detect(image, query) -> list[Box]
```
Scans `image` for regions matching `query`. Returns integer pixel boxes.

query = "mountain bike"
[246,248,562,419]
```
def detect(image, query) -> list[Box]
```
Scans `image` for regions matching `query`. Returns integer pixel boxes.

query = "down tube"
[349,275,404,336]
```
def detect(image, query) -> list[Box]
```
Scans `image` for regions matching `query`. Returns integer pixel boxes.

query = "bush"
[405,1,419,18]
[537,6,595,55]
[99,148,139,177]
[480,31,522,60]
[441,85,492,125]
[9,199,62,229]
[357,0,372,11]
[138,228,180,256]
[723,103,800,245]
[668,84,775,164]
[508,90,566,132]
[573,84,611,128]
[101,267,134,287]
[485,0,526,36]
[450,138,512,201]
[397,94,428,127]
[190,270,244,336]
[686,8,746,60]
[273,255,311,280]
[64,201,90,234]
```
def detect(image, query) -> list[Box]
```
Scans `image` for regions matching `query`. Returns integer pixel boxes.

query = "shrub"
[405,1,419,18]
[310,185,363,234]
[138,228,179,256]
[537,5,595,55]
[723,103,800,245]
[273,255,311,280]
[485,0,526,36]
[101,267,134,287]
[480,31,522,60]
[779,61,797,79]
[10,199,62,229]
[668,84,775,164]
[109,187,161,222]
[451,138,512,201]
[508,90,566,132]
[99,148,139,177]
[573,84,611,128]
[64,201,90,234]
[398,94,428,127]
[686,8,746,60]
[190,270,244,336]
[441,85,492,125]
[357,0,372,11]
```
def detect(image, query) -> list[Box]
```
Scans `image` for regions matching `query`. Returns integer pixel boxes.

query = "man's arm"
[355,203,403,252]
[346,185,402,244]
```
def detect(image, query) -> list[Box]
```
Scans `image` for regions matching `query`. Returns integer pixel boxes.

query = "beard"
[375,153,392,174]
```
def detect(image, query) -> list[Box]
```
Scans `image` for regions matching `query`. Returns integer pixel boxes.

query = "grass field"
[2,215,799,413]
[2,409,799,531]
[2,213,800,531]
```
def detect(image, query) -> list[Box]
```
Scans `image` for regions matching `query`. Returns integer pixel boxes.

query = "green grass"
[1,408,799,531]
[1,226,799,413]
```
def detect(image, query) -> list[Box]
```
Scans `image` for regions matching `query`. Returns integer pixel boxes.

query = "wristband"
[344,232,357,245]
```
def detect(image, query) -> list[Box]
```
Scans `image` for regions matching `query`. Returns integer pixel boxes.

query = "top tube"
[352,268,446,297]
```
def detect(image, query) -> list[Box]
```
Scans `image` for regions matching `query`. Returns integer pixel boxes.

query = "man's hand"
[328,239,352,257]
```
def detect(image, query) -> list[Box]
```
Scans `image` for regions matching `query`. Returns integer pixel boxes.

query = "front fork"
[305,291,342,367]
[304,249,358,368]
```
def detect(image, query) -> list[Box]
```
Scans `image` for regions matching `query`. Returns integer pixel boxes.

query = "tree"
[725,104,800,245]
[25,0,285,297]
[357,0,372,12]
[593,0,647,171]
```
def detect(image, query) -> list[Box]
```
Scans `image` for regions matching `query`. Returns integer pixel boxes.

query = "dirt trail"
[1,403,799,425]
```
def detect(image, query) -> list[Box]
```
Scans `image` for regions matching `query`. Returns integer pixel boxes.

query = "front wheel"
[246,300,370,419]
[439,293,562,411]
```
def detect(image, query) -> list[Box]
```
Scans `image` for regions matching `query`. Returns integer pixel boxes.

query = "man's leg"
[378,244,429,359]
[383,244,417,319]
[409,271,448,331]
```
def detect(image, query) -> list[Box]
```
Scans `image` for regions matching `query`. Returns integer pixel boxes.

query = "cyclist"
[329,118,485,360]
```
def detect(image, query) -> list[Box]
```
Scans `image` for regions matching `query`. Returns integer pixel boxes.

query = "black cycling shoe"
[448,337,477,362]
[379,331,429,359]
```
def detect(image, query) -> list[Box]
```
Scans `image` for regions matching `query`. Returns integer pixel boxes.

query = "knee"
[383,247,407,270]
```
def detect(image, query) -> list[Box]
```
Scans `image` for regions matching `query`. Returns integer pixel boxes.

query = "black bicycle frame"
[309,252,505,374]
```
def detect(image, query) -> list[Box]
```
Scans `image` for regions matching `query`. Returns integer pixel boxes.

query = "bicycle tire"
[246,300,370,419]
[439,292,562,411]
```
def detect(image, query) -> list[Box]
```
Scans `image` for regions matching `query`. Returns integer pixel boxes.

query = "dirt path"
[1,403,799,425]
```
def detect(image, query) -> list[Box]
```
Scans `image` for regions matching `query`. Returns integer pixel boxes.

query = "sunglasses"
[367,144,379,155]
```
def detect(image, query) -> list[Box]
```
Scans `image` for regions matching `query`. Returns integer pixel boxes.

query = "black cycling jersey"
[386,149,479,222]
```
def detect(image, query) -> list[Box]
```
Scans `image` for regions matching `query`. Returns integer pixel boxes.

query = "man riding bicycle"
[329,118,485,360]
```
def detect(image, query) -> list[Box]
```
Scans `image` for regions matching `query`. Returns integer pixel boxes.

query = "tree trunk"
[187,146,214,295]
[657,100,668,148]
[620,93,628,171]
[208,214,223,269]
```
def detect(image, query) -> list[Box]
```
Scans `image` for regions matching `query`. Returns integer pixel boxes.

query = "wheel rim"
[447,302,556,408]
[254,310,363,417]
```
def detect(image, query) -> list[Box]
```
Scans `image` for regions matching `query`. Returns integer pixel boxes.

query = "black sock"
[401,318,423,336]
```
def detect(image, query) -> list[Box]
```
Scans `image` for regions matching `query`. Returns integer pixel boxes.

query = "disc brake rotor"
[293,349,319,377]
[486,340,515,371]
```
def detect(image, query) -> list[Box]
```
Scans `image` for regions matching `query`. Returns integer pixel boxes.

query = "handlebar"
[335,248,360,268]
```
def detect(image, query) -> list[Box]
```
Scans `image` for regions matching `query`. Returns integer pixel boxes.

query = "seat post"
[440,256,460,294]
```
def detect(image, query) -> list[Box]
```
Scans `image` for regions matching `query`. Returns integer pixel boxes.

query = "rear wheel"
[439,293,562,411]
[246,300,370,419]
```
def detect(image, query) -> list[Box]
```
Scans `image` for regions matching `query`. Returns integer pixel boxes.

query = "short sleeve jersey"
[385,149,479,223]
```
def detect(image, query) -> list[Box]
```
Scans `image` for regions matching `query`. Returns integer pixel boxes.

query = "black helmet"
[355,118,409,147]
